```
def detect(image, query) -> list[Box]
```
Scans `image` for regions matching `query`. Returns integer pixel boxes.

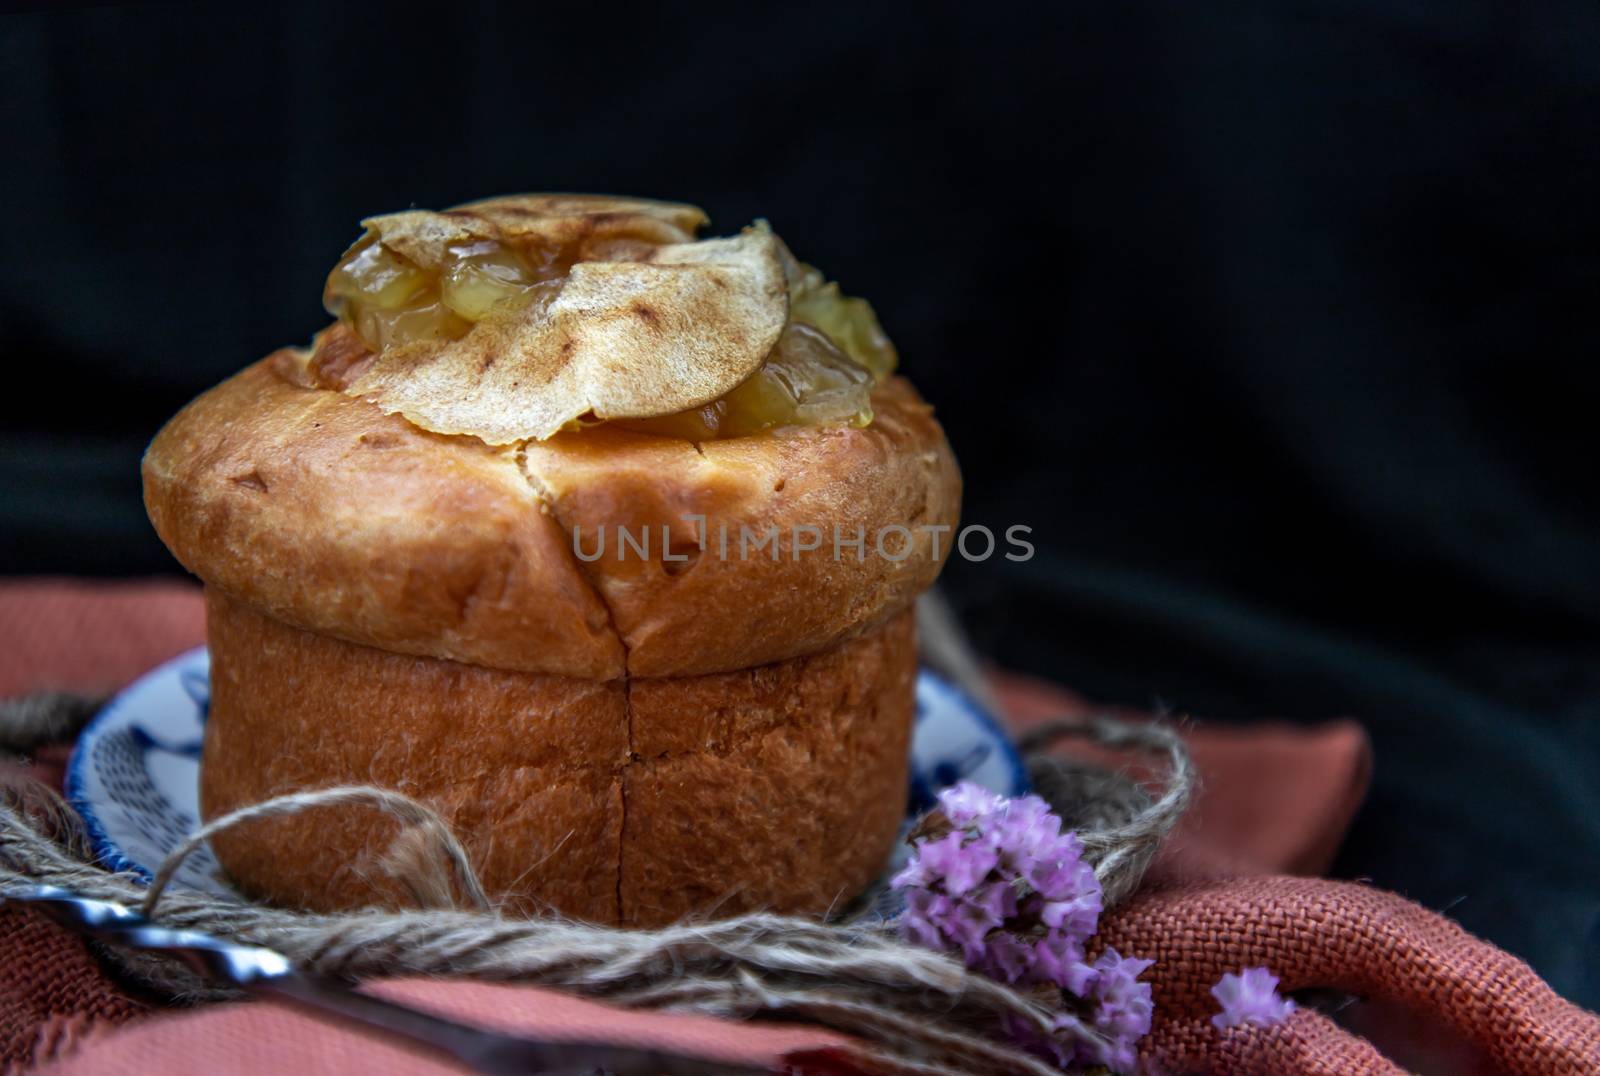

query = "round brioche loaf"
[144,349,960,924]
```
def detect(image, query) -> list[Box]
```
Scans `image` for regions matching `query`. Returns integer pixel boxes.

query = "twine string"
[0,692,104,752]
[140,786,492,919]
[1020,714,1195,905]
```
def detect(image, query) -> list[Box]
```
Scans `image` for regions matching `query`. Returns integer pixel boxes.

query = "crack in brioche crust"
[143,353,961,679]
[201,591,915,926]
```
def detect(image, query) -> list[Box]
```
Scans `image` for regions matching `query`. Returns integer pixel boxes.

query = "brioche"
[142,193,960,922]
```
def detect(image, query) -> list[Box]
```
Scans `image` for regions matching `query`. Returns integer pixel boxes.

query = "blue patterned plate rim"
[65,646,210,883]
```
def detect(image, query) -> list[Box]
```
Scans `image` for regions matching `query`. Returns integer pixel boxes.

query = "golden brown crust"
[621,610,916,923]
[143,357,626,679]
[145,355,959,678]
[201,590,915,925]
[523,376,962,676]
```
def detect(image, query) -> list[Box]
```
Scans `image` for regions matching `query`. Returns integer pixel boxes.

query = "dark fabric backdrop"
[2,2,1596,1006]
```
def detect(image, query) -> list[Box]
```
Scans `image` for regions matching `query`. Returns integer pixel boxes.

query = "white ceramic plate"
[67,648,1028,906]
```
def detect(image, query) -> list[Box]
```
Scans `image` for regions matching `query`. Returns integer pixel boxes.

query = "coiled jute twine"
[0,694,1193,1076]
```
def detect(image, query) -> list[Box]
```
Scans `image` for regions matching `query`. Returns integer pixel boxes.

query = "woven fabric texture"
[0,906,145,1074]
[1099,877,1600,1075]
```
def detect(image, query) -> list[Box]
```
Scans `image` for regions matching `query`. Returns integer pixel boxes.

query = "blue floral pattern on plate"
[67,648,1028,907]
[65,648,227,894]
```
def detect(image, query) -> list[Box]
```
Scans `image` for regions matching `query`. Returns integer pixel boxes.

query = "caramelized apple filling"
[321,229,896,439]
[323,234,563,351]
[614,323,873,439]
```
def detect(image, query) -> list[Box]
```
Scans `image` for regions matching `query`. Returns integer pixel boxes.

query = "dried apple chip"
[343,221,789,444]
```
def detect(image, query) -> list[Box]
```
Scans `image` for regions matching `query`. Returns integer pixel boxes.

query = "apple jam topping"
[787,263,897,382]
[614,323,874,439]
[320,228,897,439]
[324,233,564,352]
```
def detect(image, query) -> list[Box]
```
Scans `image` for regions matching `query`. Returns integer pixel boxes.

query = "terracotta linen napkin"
[2,579,1596,1074]
[992,669,1371,880]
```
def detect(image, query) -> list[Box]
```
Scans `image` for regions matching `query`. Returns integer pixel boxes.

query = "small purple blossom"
[898,889,946,951]
[1028,932,1095,995]
[1036,885,1103,940]
[913,829,998,897]
[1001,951,1154,1074]
[990,794,1060,863]
[1211,966,1296,1030]
[1025,827,1090,896]
[1084,949,1156,1063]
[937,781,1005,825]
[980,931,1036,983]
[894,781,1156,1074]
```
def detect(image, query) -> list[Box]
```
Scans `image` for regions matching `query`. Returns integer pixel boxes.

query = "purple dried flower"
[1026,948,1153,1073]
[894,782,1157,1074]
[1025,828,1092,897]
[899,879,1018,964]
[1211,966,1296,1030]
[990,793,1060,854]
[898,889,946,951]
[913,829,998,898]
[980,931,1035,983]
[895,785,1094,962]
[1088,949,1156,1040]
[947,887,1018,963]
[1027,932,1096,995]
[937,781,1005,825]
[1037,886,1104,940]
